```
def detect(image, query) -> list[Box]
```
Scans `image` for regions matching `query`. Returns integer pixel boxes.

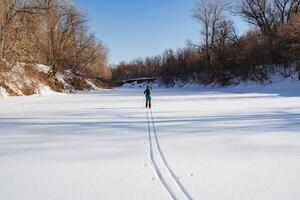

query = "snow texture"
[0,81,300,200]
[34,64,51,73]
[0,87,9,97]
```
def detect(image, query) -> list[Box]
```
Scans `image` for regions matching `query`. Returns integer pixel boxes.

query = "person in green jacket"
[144,85,152,109]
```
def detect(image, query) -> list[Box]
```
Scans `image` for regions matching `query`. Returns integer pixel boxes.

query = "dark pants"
[146,96,151,108]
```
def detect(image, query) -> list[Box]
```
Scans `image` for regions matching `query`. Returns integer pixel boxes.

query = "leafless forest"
[0,0,111,84]
[113,0,300,86]
[1,0,300,90]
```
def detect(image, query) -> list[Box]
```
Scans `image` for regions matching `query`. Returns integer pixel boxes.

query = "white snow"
[0,81,300,200]
[86,79,100,90]
[36,85,60,96]
[35,64,51,73]
[55,72,67,84]
[0,87,9,97]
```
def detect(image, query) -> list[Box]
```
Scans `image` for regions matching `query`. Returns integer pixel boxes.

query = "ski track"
[146,109,178,200]
[146,109,194,200]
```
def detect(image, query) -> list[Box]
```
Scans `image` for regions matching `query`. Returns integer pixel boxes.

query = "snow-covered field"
[1,82,300,200]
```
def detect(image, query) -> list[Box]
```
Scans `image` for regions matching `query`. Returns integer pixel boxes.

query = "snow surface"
[86,79,100,90]
[0,87,9,97]
[36,85,60,96]
[0,83,300,200]
[34,64,51,73]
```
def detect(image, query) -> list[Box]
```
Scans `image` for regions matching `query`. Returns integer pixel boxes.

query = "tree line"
[112,0,300,86]
[0,0,111,79]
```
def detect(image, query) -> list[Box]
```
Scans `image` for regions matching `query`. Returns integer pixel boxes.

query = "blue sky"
[72,0,248,64]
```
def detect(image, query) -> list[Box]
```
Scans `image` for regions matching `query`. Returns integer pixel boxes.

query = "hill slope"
[0,64,110,97]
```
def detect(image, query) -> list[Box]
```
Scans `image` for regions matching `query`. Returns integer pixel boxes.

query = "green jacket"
[144,87,152,97]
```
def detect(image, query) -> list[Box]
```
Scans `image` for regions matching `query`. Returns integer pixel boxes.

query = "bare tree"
[38,0,80,74]
[238,0,300,36]
[192,0,230,75]
[274,0,300,23]
[240,0,276,37]
[277,15,300,78]
[0,0,40,61]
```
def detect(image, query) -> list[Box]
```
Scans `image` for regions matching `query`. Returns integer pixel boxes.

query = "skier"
[144,85,152,109]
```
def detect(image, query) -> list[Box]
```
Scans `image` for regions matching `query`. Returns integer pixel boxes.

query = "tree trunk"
[283,63,287,77]
[51,64,57,76]
[297,62,300,80]
[0,27,5,57]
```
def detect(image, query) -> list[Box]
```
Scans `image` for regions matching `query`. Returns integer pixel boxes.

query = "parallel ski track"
[146,109,194,200]
[146,109,178,199]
